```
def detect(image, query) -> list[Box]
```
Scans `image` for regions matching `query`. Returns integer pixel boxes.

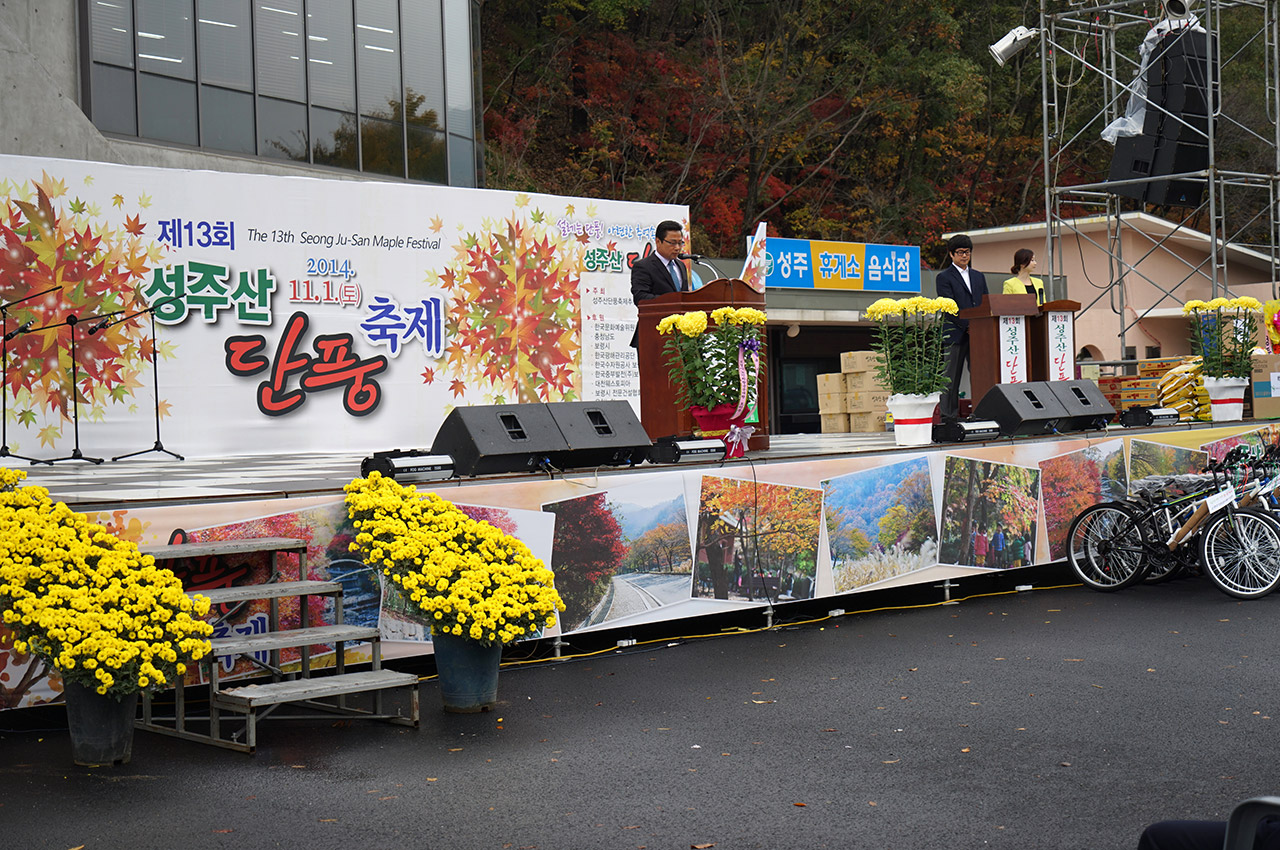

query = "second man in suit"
[935,233,989,420]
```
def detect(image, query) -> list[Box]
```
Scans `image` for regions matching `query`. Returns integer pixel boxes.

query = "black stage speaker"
[1045,380,1116,431]
[544,401,652,469]
[973,382,1070,437]
[1107,29,1214,208]
[431,404,570,476]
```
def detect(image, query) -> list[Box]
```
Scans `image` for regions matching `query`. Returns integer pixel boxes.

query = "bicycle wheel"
[1198,508,1280,599]
[1066,502,1150,591]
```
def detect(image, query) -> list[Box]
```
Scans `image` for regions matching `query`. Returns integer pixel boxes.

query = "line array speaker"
[1107,29,1215,208]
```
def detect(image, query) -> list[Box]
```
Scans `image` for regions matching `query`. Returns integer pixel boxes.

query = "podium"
[635,279,770,450]
[958,294,1039,409]
[1029,300,1082,383]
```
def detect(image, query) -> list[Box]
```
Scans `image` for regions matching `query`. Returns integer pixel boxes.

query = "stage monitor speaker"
[973,382,1070,437]
[544,401,652,469]
[431,404,570,476]
[1045,380,1116,431]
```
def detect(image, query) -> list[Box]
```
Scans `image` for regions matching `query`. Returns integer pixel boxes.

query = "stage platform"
[2,419,1267,512]
[4,431,904,510]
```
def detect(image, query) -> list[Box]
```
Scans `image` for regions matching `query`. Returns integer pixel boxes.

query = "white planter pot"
[886,392,941,446]
[1202,376,1248,422]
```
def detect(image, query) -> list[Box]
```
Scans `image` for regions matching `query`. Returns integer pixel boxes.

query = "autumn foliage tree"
[545,492,628,628]
[1040,453,1104,560]
[696,476,822,599]
[623,521,691,574]
[480,0,1059,259]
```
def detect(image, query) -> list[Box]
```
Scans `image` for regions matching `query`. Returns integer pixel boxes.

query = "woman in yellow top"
[1003,248,1045,304]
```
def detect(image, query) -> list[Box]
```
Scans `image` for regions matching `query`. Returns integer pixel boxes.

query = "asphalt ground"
[3,565,1278,850]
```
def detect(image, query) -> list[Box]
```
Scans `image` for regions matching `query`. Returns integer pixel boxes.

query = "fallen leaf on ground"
[794,802,806,807]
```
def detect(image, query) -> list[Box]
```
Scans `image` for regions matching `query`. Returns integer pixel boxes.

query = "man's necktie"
[668,260,682,289]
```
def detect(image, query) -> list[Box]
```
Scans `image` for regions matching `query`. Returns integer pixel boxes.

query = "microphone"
[678,252,704,262]
[87,318,113,335]
[3,319,34,341]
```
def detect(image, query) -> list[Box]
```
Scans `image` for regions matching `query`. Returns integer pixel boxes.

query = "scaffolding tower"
[1038,0,1280,356]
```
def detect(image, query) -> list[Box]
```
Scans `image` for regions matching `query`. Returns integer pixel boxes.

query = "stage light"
[933,419,1002,443]
[1119,406,1181,428]
[989,25,1039,66]
[361,449,455,481]
[1163,0,1192,20]
[786,324,801,338]
[646,437,726,464]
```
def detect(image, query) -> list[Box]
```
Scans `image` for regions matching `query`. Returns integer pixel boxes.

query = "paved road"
[4,568,1278,850]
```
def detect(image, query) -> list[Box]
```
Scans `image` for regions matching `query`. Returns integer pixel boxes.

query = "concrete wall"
[0,1,370,181]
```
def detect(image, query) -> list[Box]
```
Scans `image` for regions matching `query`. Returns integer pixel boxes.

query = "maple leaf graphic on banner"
[435,208,584,404]
[1,177,165,433]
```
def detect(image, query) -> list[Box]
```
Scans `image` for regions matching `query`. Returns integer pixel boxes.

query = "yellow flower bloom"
[1182,299,1208,314]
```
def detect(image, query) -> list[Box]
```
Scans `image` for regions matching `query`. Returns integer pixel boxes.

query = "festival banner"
[0,155,685,459]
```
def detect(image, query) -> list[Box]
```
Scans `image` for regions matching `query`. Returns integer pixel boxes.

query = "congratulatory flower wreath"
[344,472,564,648]
[0,469,214,699]
[865,296,960,397]
[1182,296,1263,379]
[656,306,767,411]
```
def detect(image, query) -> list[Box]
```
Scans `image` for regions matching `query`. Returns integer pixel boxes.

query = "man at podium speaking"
[629,220,691,348]
[935,233,989,420]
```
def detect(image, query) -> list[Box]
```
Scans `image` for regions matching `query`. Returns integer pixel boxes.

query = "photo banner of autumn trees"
[7,425,1273,710]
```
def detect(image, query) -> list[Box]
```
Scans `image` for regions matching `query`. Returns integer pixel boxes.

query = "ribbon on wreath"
[725,423,755,454]
[733,338,761,420]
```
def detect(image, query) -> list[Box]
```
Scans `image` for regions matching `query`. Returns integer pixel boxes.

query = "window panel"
[442,0,472,138]
[448,133,474,187]
[259,95,309,160]
[137,0,196,80]
[355,0,401,119]
[311,106,358,170]
[200,84,256,153]
[90,0,134,67]
[407,125,447,183]
[197,0,252,90]
[401,2,444,129]
[138,72,199,145]
[255,0,305,101]
[306,0,355,112]
[89,62,138,135]
[361,116,404,177]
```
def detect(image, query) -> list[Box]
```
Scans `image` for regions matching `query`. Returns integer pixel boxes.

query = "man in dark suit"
[629,220,691,348]
[935,233,989,420]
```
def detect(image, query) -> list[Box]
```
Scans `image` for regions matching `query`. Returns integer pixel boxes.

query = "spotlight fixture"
[1119,406,1181,428]
[989,25,1040,66]
[646,437,726,464]
[1163,0,1192,20]
[360,449,455,481]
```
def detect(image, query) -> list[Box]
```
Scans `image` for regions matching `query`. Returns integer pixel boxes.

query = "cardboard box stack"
[1251,353,1280,419]
[816,351,889,433]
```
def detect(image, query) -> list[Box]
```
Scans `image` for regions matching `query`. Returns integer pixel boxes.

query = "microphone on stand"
[87,318,113,335]
[4,320,34,342]
[677,252,703,262]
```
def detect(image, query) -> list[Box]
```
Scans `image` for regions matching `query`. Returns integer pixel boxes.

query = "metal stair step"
[214,670,420,709]
[141,537,307,560]
[191,580,343,605]
[211,624,379,656]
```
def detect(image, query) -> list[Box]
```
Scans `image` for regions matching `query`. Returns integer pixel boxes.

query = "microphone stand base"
[42,448,104,465]
[0,444,41,463]
[112,441,184,462]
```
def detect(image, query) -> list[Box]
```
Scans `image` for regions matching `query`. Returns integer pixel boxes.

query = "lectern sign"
[1047,312,1075,382]
[999,316,1027,383]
